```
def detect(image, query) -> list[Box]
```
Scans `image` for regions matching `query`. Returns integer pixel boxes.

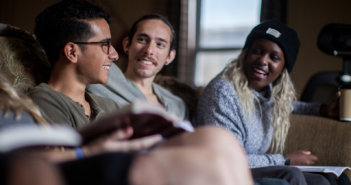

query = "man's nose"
[143,42,155,55]
[108,45,119,61]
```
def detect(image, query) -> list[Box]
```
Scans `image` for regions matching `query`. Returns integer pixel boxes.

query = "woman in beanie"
[194,20,336,185]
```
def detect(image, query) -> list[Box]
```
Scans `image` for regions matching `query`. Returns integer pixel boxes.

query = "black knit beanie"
[243,20,300,73]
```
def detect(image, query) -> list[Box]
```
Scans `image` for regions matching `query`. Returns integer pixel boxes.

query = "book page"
[292,165,351,177]
[0,124,81,152]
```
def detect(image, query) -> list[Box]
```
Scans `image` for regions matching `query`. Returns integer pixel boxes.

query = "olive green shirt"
[29,83,119,129]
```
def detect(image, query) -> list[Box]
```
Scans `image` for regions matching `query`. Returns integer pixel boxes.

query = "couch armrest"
[285,114,351,166]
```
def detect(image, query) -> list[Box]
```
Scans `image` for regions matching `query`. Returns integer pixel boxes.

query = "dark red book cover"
[79,101,194,144]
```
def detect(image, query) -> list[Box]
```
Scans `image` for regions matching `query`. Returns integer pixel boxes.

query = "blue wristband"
[74,147,84,159]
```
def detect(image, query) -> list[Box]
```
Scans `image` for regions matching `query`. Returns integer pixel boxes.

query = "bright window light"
[194,0,261,86]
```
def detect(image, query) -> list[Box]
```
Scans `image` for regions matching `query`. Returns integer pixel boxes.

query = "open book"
[0,123,81,153]
[292,165,351,177]
[79,100,194,144]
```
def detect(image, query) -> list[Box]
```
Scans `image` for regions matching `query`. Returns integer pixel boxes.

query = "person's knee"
[161,125,247,164]
[190,125,241,149]
[303,173,330,185]
[255,178,290,185]
[162,125,240,149]
[161,126,253,185]
[277,167,304,179]
[192,126,249,168]
[252,166,307,185]
[275,167,307,185]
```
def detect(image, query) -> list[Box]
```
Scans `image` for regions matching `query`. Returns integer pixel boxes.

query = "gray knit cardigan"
[194,74,320,168]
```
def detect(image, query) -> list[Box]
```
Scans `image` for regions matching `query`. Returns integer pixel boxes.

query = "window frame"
[193,0,262,86]
[194,0,246,52]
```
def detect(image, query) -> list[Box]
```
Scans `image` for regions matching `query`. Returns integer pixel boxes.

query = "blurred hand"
[320,90,340,118]
[83,126,162,157]
[287,150,318,165]
[33,126,162,162]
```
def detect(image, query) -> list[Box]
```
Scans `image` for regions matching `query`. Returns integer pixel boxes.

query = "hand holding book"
[79,100,194,144]
[0,101,193,156]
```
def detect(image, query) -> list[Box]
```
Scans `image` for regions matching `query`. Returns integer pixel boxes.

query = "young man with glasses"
[30,1,120,128]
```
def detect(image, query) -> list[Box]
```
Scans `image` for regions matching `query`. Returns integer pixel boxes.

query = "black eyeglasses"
[74,39,112,54]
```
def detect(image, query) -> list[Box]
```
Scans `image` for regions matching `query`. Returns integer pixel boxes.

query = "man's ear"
[165,49,176,65]
[63,42,79,63]
[122,37,129,55]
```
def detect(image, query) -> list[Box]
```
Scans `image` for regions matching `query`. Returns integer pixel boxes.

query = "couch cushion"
[285,114,351,166]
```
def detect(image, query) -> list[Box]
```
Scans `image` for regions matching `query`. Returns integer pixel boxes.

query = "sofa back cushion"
[286,114,351,166]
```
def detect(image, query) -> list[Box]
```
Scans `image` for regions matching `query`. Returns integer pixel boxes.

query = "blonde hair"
[222,50,296,153]
[0,74,47,124]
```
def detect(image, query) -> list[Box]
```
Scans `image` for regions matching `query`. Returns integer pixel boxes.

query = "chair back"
[300,23,351,102]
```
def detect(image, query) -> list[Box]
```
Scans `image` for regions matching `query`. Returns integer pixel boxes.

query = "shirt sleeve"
[194,77,247,146]
[247,153,286,168]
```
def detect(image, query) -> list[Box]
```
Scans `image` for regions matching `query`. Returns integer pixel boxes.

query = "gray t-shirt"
[87,63,188,120]
[29,83,119,128]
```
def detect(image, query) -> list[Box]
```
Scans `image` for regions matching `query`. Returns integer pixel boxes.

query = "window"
[194,0,262,86]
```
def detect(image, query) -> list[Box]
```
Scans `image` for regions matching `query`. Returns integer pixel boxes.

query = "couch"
[1,23,351,173]
[286,114,351,166]
[286,115,351,178]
